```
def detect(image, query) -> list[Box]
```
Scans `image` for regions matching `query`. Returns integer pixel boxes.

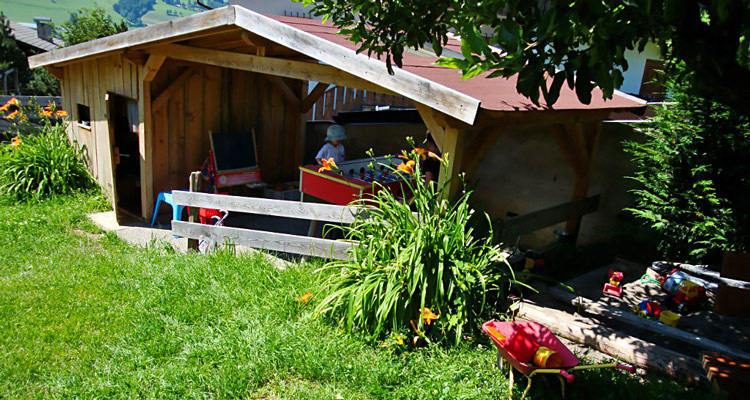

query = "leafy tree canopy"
[59,6,128,46]
[299,1,750,112]
[0,12,26,74]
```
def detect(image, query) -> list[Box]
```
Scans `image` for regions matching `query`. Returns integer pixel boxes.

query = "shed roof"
[9,22,63,52]
[29,5,645,125]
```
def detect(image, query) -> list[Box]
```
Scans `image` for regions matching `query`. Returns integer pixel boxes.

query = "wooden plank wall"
[150,66,304,197]
[61,53,139,207]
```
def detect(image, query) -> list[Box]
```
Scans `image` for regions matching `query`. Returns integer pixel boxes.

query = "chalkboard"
[209,131,258,172]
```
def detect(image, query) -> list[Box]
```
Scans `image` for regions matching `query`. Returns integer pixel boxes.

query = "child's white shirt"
[316,142,345,164]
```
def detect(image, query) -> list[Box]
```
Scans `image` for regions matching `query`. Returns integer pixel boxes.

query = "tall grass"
[0,120,96,201]
[314,146,516,344]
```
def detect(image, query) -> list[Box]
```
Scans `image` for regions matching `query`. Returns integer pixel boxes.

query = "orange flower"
[397,160,415,175]
[0,97,20,112]
[11,137,22,147]
[413,147,442,161]
[296,292,313,303]
[55,110,68,117]
[40,110,53,117]
[318,157,339,173]
[4,110,19,120]
[421,307,439,325]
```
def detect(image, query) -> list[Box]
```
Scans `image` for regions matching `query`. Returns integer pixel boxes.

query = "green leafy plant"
[314,142,515,345]
[625,65,750,264]
[59,6,128,46]
[0,116,95,202]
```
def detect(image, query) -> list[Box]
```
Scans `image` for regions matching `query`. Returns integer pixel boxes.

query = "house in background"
[2,17,62,95]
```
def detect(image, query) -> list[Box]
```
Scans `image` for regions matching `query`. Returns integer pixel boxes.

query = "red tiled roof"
[270,15,645,113]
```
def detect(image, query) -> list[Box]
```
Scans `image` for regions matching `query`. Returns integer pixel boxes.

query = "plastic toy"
[661,269,707,313]
[659,310,681,327]
[633,300,662,319]
[483,320,635,400]
[672,280,707,313]
[603,269,624,297]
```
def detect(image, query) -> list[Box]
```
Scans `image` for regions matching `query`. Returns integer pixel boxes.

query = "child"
[316,124,346,165]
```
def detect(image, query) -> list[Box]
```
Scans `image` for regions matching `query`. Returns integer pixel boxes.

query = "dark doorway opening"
[108,93,141,218]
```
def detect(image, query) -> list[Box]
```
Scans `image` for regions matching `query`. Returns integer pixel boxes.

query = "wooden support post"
[415,102,445,151]
[267,76,300,108]
[187,171,201,251]
[461,126,503,179]
[301,82,328,113]
[551,121,602,242]
[151,68,198,111]
[439,125,466,200]
[138,65,155,220]
[143,55,166,83]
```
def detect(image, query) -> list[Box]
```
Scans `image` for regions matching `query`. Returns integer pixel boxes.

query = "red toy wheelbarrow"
[482,320,635,399]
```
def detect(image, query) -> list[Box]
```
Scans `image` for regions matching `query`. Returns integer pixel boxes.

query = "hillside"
[0,0,227,27]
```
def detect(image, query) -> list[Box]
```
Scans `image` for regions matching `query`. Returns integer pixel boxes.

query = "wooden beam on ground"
[514,301,707,385]
[172,221,355,260]
[172,191,365,224]
[143,55,166,83]
[499,195,600,243]
[123,50,148,66]
[544,286,750,361]
[145,44,397,96]
[151,68,198,111]
[301,82,329,113]
[45,66,64,80]
[461,126,503,179]
[267,76,300,107]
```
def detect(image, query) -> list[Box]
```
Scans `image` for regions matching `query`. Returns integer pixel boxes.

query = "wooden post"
[439,125,466,200]
[551,121,602,243]
[187,171,201,251]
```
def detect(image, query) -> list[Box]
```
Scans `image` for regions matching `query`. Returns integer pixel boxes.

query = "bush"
[625,67,750,264]
[0,119,95,202]
[313,145,515,345]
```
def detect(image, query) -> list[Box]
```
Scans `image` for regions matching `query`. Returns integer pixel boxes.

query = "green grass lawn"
[0,0,194,25]
[0,193,709,399]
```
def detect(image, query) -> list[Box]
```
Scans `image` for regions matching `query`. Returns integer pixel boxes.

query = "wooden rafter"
[267,75,300,107]
[300,82,329,113]
[143,55,166,82]
[144,44,397,96]
[123,50,148,66]
[151,68,199,111]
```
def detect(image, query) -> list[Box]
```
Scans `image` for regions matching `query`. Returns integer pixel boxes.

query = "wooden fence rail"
[171,191,359,260]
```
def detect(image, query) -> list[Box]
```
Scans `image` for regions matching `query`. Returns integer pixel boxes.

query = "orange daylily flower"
[55,110,68,117]
[4,110,19,120]
[413,147,442,161]
[421,307,439,325]
[318,157,339,173]
[0,97,20,112]
[40,110,53,117]
[11,137,22,147]
[397,160,415,175]
[296,292,313,303]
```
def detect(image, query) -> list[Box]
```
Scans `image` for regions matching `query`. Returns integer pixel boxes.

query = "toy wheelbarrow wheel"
[483,320,636,400]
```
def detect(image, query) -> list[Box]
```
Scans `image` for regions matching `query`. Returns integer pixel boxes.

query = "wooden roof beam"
[144,43,397,96]
[45,66,63,80]
[301,82,329,113]
[151,67,199,111]
[143,55,166,83]
[124,50,148,66]
[267,76,300,108]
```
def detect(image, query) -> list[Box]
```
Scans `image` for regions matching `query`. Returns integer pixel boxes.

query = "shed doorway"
[107,93,141,218]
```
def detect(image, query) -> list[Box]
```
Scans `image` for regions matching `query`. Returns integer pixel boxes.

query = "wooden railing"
[497,195,601,243]
[310,85,415,121]
[171,191,362,260]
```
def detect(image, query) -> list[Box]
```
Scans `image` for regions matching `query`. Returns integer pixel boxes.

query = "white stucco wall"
[618,41,663,95]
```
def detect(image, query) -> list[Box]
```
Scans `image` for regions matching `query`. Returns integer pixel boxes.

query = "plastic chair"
[150,190,186,227]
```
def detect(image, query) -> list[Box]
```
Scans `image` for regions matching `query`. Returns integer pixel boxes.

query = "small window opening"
[77,104,91,129]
